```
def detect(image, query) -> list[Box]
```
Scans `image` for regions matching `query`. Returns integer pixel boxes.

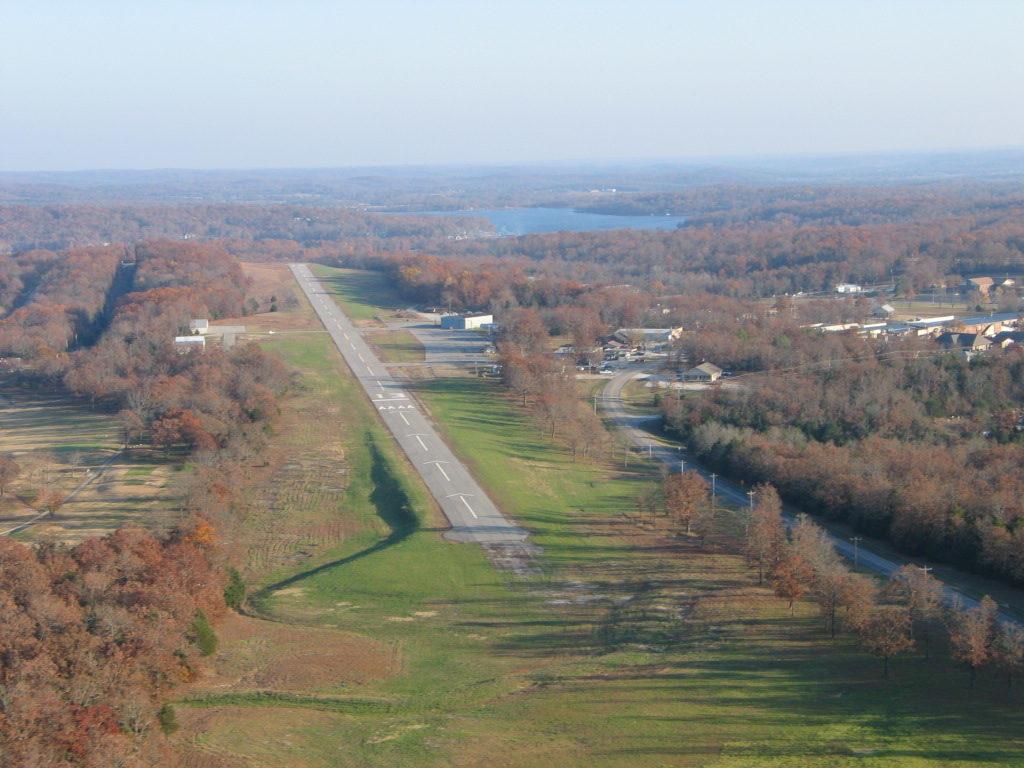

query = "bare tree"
[771,553,812,612]
[887,565,943,658]
[663,471,709,536]
[839,572,878,634]
[858,604,914,678]
[948,595,999,689]
[993,623,1024,694]
[745,483,785,584]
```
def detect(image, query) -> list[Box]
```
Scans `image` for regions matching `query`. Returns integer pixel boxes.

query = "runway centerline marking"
[445,492,479,519]
[399,412,410,426]
[425,461,451,481]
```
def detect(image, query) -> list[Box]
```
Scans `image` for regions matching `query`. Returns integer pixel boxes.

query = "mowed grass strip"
[367,329,425,363]
[407,375,1024,767]
[180,691,394,714]
[311,264,406,323]
[183,266,1024,768]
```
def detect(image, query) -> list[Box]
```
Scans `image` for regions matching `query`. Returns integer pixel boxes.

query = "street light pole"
[850,536,863,566]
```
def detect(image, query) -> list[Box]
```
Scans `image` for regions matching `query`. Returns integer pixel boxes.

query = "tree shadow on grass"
[252,433,420,600]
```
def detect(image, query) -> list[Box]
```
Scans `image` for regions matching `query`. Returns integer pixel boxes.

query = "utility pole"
[647,443,653,458]
[680,459,686,474]
[850,536,863,566]
[747,489,756,510]
[917,565,933,576]
[710,473,717,508]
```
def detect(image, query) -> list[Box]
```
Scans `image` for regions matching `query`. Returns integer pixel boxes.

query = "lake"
[417,207,684,235]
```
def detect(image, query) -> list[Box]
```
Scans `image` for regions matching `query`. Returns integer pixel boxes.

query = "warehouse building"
[440,313,493,330]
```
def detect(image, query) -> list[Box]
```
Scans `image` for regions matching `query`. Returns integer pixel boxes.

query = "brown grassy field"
[0,386,181,542]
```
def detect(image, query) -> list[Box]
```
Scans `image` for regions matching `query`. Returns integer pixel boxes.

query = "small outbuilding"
[189,319,210,335]
[174,335,206,352]
[613,327,683,345]
[682,362,723,383]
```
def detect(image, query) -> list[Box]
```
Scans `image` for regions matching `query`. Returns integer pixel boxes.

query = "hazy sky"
[2,0,1023,171]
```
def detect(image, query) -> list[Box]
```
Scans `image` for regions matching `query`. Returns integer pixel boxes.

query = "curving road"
[290,264,530,549]
[601,368,1019,622]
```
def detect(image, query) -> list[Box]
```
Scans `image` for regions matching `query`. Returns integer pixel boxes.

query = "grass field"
[366,328,426,363]
[176,264,1024,768]
[309,264,426,364]
[311,265,409,324]
[0,385,181,542]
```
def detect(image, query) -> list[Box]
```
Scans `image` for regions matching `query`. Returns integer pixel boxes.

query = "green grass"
[311,264,407,322]
[370,329,425,363]
[184,267,1024,768]
[240,327,437,587]
[180,691,394,714]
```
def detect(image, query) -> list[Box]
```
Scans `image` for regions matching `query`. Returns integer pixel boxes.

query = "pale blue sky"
[1,0,1022,171]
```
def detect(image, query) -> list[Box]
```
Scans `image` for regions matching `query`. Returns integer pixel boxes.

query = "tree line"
[744,485,1020,685]
[0,240,290,765]
[497,308,607,460]
[658,475,1022,685]
[662,343,1024,586]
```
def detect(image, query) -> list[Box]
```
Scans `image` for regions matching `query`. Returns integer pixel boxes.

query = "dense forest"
[7,181,1024,302]
[0,205,484,254]
[663,343,1024,585]
[0,241,288,765]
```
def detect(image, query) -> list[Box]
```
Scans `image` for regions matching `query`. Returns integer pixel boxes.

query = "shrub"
[157,703,179,735]
[224,567,246,609]
[191,610,218,656]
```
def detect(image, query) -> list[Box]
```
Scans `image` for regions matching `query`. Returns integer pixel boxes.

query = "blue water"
[421,207,684,235]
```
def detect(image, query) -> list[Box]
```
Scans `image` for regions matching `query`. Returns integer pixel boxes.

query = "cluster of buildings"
[174,319,246,352]
[963,276,1016,299]
[834,276,1017,300]
[807,311,1023,359]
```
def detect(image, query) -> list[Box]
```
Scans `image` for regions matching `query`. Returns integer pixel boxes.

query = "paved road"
[290,264,529,548]
[601,369,1017,622]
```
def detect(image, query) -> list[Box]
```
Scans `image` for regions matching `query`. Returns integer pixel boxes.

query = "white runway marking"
[399,412,410,426]
[357,353,365,363]
[425,461,451,482]
[408,434,428,451]
[343,333,349,340]
[445,493,479,519]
